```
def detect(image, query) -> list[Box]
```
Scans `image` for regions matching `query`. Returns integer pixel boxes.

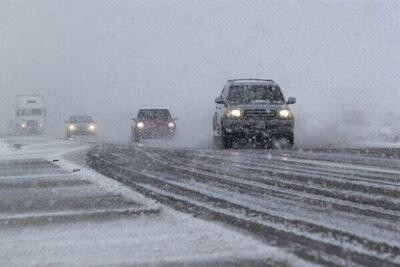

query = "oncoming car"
[132,109,176,142]
[66,115,97,138]
[213,79,296,149]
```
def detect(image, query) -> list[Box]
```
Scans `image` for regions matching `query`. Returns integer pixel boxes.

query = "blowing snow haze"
[0,0,399,146]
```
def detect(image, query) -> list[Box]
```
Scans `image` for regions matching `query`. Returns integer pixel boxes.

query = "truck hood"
[227,103,287,111]
[17,117,44,122]
[68,122,95,127]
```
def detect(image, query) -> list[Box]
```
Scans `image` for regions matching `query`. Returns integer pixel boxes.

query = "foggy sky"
[1,0,399,146]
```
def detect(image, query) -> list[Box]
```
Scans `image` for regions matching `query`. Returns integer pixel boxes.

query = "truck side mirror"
[215,96,225,104]
[287,97,296,105]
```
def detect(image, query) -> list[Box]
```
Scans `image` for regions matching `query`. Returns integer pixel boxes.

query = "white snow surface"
[353,141,400,149]
[0,136,306,267]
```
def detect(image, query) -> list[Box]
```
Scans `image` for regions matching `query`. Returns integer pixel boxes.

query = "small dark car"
[213,79,296,149]
[66,115,97,138]
[132,109,176,142]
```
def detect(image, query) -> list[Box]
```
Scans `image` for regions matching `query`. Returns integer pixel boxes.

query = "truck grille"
[244,109,276,120]
[27,120,38,127]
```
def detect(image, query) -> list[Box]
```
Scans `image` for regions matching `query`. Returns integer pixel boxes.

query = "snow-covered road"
[0,137,299,267]
[87,143,400,267]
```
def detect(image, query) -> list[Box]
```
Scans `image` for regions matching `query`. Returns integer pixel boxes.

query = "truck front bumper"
[222,118,294,139]
[19,126,43,135]
[134,127,175,139]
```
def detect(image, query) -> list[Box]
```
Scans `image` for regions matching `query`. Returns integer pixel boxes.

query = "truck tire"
[133,133,141,143]
[221,135,233,149]
[286,133,295,147]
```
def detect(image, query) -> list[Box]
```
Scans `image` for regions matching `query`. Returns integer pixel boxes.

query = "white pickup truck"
[13,95,46,135]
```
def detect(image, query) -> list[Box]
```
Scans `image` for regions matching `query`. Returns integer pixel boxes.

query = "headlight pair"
[69,124,96,131]
[137,122,175,129]
[226,108,292,119]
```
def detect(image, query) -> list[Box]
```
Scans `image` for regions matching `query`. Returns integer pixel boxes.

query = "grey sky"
[1,0,399,144]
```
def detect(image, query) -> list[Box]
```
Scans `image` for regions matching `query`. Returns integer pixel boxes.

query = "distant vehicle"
[66,115,97,138]
[13,95,46,135]
[213,79,296,149]
[132,109,177,142]
[375,114,400,143]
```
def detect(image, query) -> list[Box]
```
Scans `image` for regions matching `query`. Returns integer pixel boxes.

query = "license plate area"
[255,121,266,129]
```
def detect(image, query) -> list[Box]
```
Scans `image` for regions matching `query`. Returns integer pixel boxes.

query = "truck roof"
[227,79,277,86]
[228,78,274,82]
[17,95,43,98]
[16,95,44,108]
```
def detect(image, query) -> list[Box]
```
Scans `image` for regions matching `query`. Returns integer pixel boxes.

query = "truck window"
[17,109,44,116]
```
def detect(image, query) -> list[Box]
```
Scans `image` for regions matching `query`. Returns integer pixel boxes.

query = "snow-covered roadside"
[0,139,11,154]
[49,144,162,215]
[353,141,400,149]
[0,136,309,267]
[0,136,85,160]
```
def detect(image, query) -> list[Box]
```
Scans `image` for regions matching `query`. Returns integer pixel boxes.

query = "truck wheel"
[221,135,233,149]
[134,134,141,143]
[265,139,273,149]
[286,133,295,147]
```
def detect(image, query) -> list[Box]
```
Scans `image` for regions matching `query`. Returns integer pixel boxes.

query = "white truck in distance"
[13,95,46,135]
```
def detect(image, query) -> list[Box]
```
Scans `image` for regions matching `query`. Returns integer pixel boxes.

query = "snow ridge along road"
[87,143,400,267]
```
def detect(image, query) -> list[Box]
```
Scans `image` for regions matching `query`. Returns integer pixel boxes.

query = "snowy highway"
[87,142,400,267]
[0,137,302,267]
[2,1,399,266]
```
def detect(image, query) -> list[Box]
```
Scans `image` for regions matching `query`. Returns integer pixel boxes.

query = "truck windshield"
[138,110,171,121]
[69,116,94,123]
[17,109,44,116]
[227,85,285,104]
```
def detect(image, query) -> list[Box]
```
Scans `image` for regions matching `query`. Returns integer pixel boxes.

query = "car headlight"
[168,122,175,128]
[88,124,96,131]
[21,123,26,128]
[69,124,76,131]
[137,122,144,129]
[279,109,292,119]
[227,109,241,118]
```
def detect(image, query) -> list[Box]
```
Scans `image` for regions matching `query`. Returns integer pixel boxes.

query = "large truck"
[13,95,46,135]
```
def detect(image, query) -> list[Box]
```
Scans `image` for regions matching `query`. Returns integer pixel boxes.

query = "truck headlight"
[279,109,292,119]
[137,122,144,129]
[227,109,241,118]
[88,124,96,131]
[168,122,175,128]
[69,124,76,131]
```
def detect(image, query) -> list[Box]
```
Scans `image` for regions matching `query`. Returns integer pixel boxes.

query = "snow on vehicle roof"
[139,108,170,111]
[228,79,277,86]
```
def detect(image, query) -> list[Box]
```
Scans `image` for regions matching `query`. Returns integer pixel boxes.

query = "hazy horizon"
[1,0,399,147]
